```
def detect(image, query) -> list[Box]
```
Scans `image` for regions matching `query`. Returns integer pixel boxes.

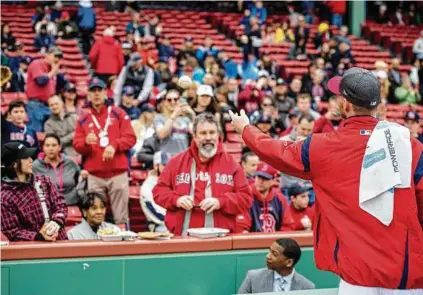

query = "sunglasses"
[166,97,180,102]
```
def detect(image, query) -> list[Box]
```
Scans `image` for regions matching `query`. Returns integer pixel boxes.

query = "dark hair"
[276,238,302,266]
[79,192,107,217]
[193,112,219,134]
[298,114,315,124]
[192,93,220,115]
[43,133,61,146]
[241,152,257,163]
[2,160,19,179]
[7,100,26,114]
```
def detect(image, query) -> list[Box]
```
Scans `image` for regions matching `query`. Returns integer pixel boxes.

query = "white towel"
[359,121,412,226]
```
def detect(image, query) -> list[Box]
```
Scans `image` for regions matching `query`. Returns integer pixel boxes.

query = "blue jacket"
[1,120,38,148]
[77,7,96,30]
[126,22,144,36]
[34,35,55,51]
[120,105,141,121]
[250,5,267,24]
[223,59,238,79]
[239,60,259,83]
[195,46,219,64]
[158,43,175,63]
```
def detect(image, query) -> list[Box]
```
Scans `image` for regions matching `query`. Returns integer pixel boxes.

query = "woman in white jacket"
[140,151,169,232]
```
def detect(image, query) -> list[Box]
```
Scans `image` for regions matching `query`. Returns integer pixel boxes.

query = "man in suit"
[238,238,315,293]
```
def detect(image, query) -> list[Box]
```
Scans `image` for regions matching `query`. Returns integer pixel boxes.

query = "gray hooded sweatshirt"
[32,154,80,205]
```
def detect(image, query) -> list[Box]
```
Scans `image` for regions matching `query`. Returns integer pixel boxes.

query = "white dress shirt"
[273,269,295,292]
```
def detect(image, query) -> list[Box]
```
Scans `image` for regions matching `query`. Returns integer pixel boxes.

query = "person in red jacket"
[230,67,423,293]
[249,162,295,232]
[313,96,343,133]
[326,0,346,28]
[73,78,136,224]
[287,183,314,231]
[89,27,124,84]
[153,113,252,235]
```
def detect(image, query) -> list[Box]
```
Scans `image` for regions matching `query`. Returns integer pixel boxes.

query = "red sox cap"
[327,67,381,109]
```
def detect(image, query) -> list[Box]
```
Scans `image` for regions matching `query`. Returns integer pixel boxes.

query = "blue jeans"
[26,100,51,132]
[331,14,343,28]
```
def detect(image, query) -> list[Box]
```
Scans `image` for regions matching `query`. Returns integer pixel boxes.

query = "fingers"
[228,110,235,121]
[181,199,193,210]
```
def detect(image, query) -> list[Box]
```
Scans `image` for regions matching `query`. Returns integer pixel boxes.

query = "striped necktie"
[278,277,287,292]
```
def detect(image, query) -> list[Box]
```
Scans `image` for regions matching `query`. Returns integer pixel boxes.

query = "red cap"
[255,162,278,180]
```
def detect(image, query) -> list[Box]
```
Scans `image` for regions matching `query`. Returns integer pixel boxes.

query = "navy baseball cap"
[327,67,381,109]
[2,141,38,166]
[256,114,272,125]
[288,183,309,197]
[122,86,135,96]
[21,56,32,65]
[404,111,420,122]
[89,78,106,90]
[65,83,77,92]
[184,36,193,42]
[276,78,287,86]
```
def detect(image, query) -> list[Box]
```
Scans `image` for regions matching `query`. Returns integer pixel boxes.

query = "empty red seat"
[223,142,242,154]
[226,133,243,143]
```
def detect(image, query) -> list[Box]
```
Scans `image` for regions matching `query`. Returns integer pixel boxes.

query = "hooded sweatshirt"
[32,153,81,205]
[153,140,252,235]
[249,185,295,232]
[1,174,67,241]
[89,36,124,75]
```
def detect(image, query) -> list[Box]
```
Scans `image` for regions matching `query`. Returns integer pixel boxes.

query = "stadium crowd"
[1,0,423,244]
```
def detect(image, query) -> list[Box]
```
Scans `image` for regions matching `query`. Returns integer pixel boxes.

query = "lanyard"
[91,106,112,135]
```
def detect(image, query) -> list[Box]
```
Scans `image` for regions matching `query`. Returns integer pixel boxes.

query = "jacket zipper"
[397,231,409,289]
[334,238,339,265]
[315,214,321,248]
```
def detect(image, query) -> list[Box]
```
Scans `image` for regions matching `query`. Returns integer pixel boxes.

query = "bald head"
[48,95,64,116]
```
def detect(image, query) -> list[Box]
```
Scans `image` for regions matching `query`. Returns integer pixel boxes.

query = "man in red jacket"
[249,162,294,232]
[153,113,252,235]
[230,67,423,293]
[89,27,124,84]
[73,78,136,224]
[313,96,343,134]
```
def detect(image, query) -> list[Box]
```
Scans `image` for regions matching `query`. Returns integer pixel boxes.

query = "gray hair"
[193,112,218,134]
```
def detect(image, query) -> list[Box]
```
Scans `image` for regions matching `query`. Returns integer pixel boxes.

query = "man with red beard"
[153,113,252,235]
[249,162,294,232]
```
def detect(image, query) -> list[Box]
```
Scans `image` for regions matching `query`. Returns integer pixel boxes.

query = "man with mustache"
[153,113,252,235]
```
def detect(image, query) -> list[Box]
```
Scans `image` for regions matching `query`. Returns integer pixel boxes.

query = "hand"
[39,224,58,242]
[51,62,60,74]
[300,216,312,230]
[102,145,116,161]
[80,170,89,179]
[45,220,60,236]
[229,109,250,134]
[86,131,97,145]
[171,104,184,119]
[176,195,194,211]
[133,100,141,107]
[199,198,220,214]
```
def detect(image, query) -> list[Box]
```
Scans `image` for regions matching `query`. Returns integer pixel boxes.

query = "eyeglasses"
[166,97,180,102]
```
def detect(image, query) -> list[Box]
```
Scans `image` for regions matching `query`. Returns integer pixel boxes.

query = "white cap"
[196,85,214,97]
[375,70,388,80]
[79,0,92,8]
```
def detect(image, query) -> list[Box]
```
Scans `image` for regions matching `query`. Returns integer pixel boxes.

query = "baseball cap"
[1,141,38,167]
[258,70,269,79]
[65,83,77,92]
[184,36,193,42]
[327,67,381,109]
[121,41,132,50]
[404,111,420,122]
[255,162,278,180]
[122,85,135,96]
[153,151,170,165]
[127,52,142,67]
[197,85,214,97]
[256,114,272,125]
[89,78,106,90]
[288,183,309,197]
[21,56,32,65]
[47,46,63,57]
[276,78,287,86]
